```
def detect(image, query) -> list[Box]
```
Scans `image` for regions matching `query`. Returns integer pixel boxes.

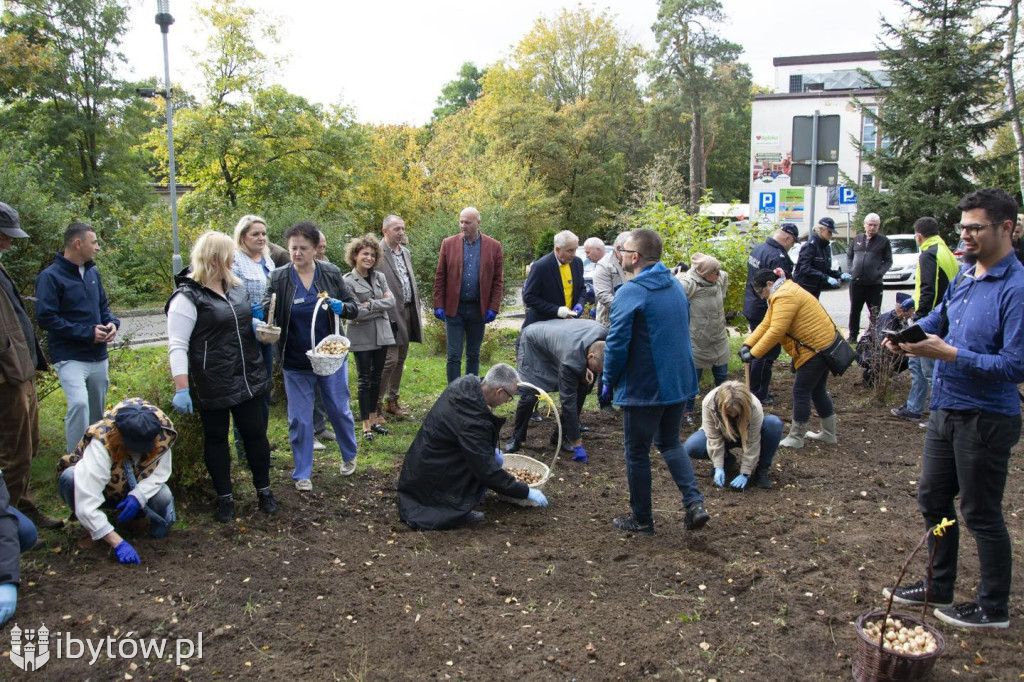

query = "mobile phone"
[884,325,927,344]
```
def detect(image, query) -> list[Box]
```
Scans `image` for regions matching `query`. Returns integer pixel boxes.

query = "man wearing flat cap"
[0,202,63,530]
[793,217,851,298]
[57,398,177,564]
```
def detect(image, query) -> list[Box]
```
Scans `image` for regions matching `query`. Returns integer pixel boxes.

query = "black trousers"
[745,313,781,401]
[512,375,591,446]
[353,347,387,420]
[199,393,271,496]
[919,409,1020,616]
[848,283,883,339]
[791,354,833,423]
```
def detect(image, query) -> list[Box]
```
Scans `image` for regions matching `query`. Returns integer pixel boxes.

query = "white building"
[749,52,889,238]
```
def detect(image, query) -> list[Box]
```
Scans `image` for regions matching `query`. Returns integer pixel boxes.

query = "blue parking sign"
[759,192,776,214]
[839,187,858,205]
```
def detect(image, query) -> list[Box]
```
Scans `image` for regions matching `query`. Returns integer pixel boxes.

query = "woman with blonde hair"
[342,234,395,442]
[166,231,278,522]
[231,215,276,458]
[683,380,783,489]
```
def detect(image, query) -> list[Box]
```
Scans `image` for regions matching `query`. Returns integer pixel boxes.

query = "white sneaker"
[295,478,313,492]
[340,459,357,476]
[312,438,326,451]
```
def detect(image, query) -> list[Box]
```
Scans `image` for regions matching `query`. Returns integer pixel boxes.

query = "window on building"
[789,75,803,93]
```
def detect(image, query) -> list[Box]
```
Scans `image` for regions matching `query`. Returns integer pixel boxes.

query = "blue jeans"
[8,506,37,550]
[683,415,783,472]
[58,466,175,538]
[445,303,485,383]
[54,359,109,454]
[905,356,934,415]
[622,402,703,524]
[684,364,729,413]
[283,365,358,481]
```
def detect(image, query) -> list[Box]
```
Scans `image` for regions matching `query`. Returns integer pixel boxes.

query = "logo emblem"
[10,623,52,671]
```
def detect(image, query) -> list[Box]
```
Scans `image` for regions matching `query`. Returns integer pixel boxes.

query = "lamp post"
[155,0,180,275]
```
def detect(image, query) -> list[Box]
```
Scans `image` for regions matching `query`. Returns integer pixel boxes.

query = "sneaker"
[315,428,337,442]
[257,489,280,515]
[312,438,326,451]
[890,407,922,421]
[463,510,486,525]
[340,459,357,476]
[214,495,235,523]
[683,501,710,530]
[881,580,953,607]
[934,602,1009,629]
[295,478,313,492]
[612,513,655,535]
[683,411,695,426]
[762,393,775,406]
[530,413,543,423]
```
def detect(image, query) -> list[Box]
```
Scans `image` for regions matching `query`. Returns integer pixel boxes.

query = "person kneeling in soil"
[855,293,914,389]
[683,381,782,490]
[57,399,176,565]
[398,364,548,530]
[505,319,607,462]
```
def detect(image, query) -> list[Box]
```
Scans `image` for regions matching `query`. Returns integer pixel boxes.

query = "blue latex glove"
[739,345,754,363]
[484,309,497,323]
[114,540,141,565]
[172,388,193,414]
[250,302,264,321]
[526,488,549,507]
[599,383,612,402]
[713,467,726,487]
[730,474,749,490]
[571,303,583,318]
[840,272,853,282]
[116,495,143,523]
[572,444,588,463]
[328,298,346,316]
[434,308,446,321]
[0,584,16,625]
[494,448,504,467]
[589,307,595,319]
[827,277,839,287]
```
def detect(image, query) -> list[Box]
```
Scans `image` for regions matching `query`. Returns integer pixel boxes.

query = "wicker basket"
[497,453,551,507]
[254,322,280,344]
[852,611,945,682]
[305,299,349,376]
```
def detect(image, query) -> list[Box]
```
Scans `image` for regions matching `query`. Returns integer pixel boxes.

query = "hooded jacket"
[602,262,698,407]
[34,253,119,363]
[677,268,730,369]
[397,376,529,530]
[913,235,958,320]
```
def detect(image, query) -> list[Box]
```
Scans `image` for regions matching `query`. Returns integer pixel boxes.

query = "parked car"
[789,239,848,278]
[882,234,919,286]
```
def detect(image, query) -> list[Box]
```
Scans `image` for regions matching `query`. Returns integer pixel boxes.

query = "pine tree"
[855,0,1005,235]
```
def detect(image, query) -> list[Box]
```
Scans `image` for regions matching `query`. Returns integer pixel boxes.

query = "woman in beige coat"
[342,235,395,442]
[676,253,730,424]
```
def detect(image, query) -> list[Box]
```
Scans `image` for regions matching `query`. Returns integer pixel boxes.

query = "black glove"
[739,345,754,364]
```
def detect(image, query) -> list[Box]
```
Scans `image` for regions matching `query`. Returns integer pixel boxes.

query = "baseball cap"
[0,202,28,238]
[779,223,799,238]
[895,292,915,311]
[114,404,163,454]
[817,216,837,233]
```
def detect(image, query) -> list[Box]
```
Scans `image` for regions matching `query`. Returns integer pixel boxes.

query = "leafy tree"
[854,0,1005,234]
[431,62,485,122]
[649,0,747,214]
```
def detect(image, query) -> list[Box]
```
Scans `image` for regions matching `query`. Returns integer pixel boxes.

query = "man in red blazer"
[433,207,504,383]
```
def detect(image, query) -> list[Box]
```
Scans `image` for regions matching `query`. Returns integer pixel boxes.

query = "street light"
[155,0,181,275]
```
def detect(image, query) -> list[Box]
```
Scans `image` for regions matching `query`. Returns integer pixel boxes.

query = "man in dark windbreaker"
[398,363,548,530]
[793,217,851,298]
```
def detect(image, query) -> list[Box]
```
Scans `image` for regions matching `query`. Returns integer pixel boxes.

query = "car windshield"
[890,238,919,255]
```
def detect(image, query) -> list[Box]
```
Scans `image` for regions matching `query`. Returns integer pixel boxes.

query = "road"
[817,282,915,336]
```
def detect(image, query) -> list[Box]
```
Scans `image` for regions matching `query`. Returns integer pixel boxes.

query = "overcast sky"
[119,0,906,125]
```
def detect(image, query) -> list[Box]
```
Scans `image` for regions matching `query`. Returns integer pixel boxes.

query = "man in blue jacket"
[602,228,709,535]
[35,222,120,454]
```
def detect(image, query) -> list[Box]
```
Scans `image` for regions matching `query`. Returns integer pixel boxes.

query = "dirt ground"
[7,368,1024,681]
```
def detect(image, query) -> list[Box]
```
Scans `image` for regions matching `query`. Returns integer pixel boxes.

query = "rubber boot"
[806,415,837,444]
[780,421,808,449]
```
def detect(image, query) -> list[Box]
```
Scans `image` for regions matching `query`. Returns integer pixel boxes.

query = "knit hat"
[895,292,915,311]
[114,404,163,453]
[690,253,720,279]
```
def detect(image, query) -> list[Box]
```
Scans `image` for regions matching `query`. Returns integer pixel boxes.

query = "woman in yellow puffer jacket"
[741,269,839,448]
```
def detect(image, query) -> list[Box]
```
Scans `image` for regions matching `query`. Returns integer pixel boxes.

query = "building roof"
[753,88,884,102]
[773,52,881,67]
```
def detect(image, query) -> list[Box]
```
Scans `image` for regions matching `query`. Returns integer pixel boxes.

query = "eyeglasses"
[955,222,1001,235]
[619,248,645,258]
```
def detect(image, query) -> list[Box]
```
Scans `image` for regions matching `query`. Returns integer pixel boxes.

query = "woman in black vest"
[166,231,278,522]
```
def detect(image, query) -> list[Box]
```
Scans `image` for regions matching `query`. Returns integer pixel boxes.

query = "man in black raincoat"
[397,363,548,530]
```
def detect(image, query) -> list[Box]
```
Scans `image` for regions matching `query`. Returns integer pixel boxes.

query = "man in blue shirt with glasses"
[883,188,1024,630]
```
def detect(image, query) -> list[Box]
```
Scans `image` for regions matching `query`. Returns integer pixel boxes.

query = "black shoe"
[684,501,710,530]
[463,510,486,525]
[579,424,591,433]
[600,405,616,415]
[762,394,775,406]
[613,513,655,535]
[214,495,235,523]
[934,601,1009,629]
[891,407,922,420]
[504,438,524,452]
[371,423,390,436]
[257,489,279,515]
[882,580,953,607]
[752,467,772,489]
[530,413,543,423]
[362,430,374,443]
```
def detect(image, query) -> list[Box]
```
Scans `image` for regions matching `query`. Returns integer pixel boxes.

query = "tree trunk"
[689,100,705,214]
[1003,0,1024,200]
